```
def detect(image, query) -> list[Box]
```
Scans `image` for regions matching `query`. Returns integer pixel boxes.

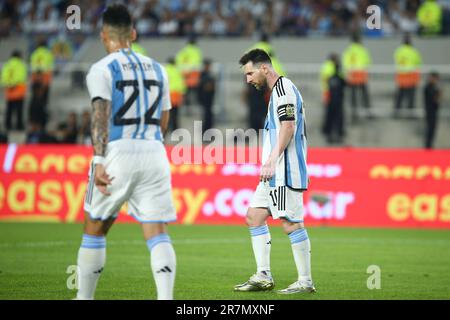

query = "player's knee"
[245,213,254,227]
[142,223,167,240]
[245,210,261,227]
[281,220,304,234]
[83,217,112,236]
[84,230,106,237]
[246,207,269,227]
[83,224,107,237]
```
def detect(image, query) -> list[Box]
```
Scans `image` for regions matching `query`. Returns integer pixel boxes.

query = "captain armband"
[277,104,296,121]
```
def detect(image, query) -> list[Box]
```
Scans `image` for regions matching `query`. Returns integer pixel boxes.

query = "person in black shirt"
[197,59,216,134]
[57,112,78,144]
[79,110,92,145]
[28,71,48,128]
[26,120,57,144]
[423,72,441,149]
[0,131,7,143]
[246,82,266,130]
[323,55,346,144]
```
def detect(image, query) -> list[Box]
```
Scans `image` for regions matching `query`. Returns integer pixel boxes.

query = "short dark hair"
[38,39,48,47]
[429,71,440,79]
[188,34,197,45]
[403,32,411,45]
[260,33,269,43]
[167,56,175,64]
[11,50,22,58]
[351,32,360,43]
[102,4,132,29]
[203,58,212,66]
[239,49,272,66]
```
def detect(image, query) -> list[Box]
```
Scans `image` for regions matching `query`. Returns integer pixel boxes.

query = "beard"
[254,80,267,91]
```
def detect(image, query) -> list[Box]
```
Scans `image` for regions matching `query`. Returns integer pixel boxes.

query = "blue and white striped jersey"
[263,76,308,190]
[86,48,171,142]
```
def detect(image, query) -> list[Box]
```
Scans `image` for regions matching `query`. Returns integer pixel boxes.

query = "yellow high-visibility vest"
[343,43,371,71]
[165,63,186,94]
[131,43,148,56]
[394,45,422,72]
[175,44,202,72]
[417,0,442,34]
[320,59,336,92]
[31,46,54,73]
[1,57,27,87]
[342,43,371,84]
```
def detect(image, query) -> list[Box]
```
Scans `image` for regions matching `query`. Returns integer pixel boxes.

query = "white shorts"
[84,139,176,223]
[250,182,304,223]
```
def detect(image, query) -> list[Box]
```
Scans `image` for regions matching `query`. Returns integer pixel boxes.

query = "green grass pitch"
[0,223,449,300]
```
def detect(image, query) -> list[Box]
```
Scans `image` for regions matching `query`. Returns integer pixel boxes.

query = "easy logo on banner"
[0,145,449,228]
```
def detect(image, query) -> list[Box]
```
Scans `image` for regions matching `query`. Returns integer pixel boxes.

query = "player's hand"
[94,164,114,196]
[260,158,276,182]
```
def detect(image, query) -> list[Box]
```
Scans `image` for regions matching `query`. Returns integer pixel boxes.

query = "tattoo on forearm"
[91,99,111,156]
[161,110,169,135]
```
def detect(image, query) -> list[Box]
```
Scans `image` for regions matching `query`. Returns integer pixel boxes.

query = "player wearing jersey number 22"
[73,4,176,300]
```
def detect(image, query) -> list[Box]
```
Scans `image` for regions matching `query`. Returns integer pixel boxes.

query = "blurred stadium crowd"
[1,0,450,38]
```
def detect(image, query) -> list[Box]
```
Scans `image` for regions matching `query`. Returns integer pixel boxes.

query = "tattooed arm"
[160,110,170,136]
[90,98,114,196]
[90,98,111,156]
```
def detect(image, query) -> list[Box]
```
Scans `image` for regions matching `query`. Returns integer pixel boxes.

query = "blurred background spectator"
[166,56,186,132]
[322,54,346,144]
[342,33,372,122]
[56,111,78,144]
[1,0,449,38]
[423,71,441,148]
[197,58,216,135]
[393,33,422,117]
[2,50,27,131]
[176,35,202,109]
[78,109,91,145]
[244,82,266,131]
[25,119,57,144]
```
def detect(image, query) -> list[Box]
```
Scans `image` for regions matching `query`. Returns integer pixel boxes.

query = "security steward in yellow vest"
[165,57,186,131]
[1,50,27,130]
[30,40,54,110]
[320,53,338,105]
[394,34,422,116]
[417,0,442,36]
[343,33,372,120]
[176,36,202,107]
